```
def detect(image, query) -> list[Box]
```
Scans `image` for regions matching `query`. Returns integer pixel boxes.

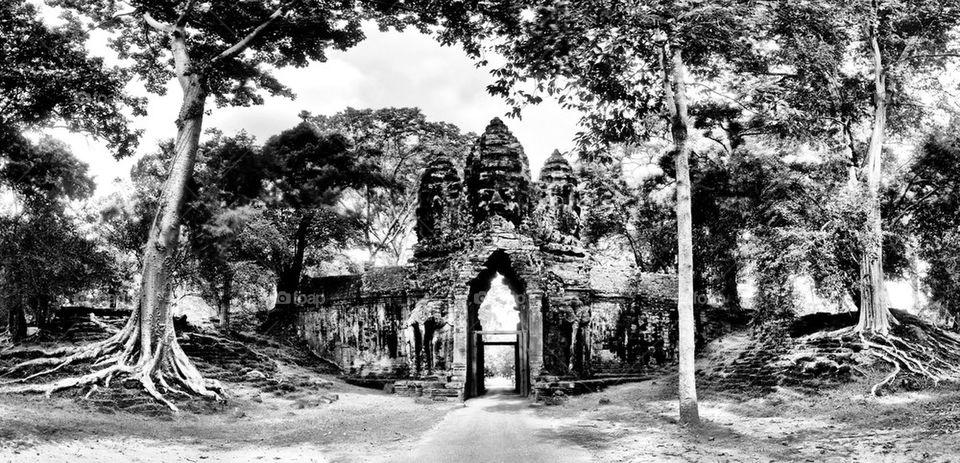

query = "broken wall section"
[296,267,421,377]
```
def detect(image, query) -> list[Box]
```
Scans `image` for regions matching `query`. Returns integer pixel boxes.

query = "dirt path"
[389,388,592,463]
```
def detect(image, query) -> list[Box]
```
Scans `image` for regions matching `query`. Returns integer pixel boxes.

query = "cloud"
[54,23,583,197]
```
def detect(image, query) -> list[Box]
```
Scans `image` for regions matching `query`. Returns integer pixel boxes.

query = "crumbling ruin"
[295,118,678,400]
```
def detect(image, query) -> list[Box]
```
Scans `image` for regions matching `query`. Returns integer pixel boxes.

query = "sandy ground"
[538,377,960,463]
[0,375,457,463]
[2,368,960,462]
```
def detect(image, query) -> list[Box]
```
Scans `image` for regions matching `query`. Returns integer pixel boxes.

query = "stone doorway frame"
[451,247,545,400]
[472,330,530,396]
[459,249,542,399]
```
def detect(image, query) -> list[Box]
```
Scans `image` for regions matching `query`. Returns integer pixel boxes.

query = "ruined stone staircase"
[704,321,863,394]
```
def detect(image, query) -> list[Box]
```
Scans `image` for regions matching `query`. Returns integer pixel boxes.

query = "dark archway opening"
[466,250,529,398]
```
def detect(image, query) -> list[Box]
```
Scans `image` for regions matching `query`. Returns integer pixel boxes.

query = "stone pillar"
[527,290,544,379]
[450,294,468,383]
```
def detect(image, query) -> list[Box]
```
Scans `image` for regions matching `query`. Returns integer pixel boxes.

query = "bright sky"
[40,21,583,198]
[478,274,520,341]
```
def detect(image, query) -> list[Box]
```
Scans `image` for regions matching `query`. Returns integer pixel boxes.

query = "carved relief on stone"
[536,149,581,241]
[415,154,462,241]
[465,118,532,227]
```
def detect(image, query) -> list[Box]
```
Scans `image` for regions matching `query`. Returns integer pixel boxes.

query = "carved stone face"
[477,186,521,222]
[466,119,532,227]
[416,157,461,241]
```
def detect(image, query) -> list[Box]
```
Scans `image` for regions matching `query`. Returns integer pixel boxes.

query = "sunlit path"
[389,391,592,463]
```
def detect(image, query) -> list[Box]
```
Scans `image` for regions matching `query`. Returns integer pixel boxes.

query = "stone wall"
[289,117,684,400]
[296,267,421,377]
[588,296,675,376]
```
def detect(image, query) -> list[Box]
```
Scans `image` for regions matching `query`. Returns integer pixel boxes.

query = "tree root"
[87,313,121,335]
[188,332,274,365]
[0,314,223,413]
[855,319,960,396]
[868,350,900,396]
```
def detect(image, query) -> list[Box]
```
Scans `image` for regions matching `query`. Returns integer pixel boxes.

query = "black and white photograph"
[2,0,960,461]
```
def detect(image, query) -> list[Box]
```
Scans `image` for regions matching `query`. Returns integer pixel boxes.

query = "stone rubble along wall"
[392,378,464,401]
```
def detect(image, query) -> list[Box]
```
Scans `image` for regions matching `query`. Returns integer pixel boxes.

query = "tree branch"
[175,0,200,28]
[142,12,173,33]
[90,9,140,31]
[213,3,291,63]
[897,52,960,63]
[703,134,730,154]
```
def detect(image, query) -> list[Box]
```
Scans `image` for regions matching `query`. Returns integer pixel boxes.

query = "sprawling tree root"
[0,311,223,412]
[853,315,960,396]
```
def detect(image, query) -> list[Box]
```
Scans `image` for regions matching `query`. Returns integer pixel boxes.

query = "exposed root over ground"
[0,311,223,412]
[704,309,960,397]
[855,309,960,396]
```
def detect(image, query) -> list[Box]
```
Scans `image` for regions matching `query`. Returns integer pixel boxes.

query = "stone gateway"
[295,118,677,400]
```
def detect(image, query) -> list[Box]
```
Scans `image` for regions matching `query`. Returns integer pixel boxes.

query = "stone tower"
[537,149,581,239]
[415,155,462,241]
[464,118,532,227]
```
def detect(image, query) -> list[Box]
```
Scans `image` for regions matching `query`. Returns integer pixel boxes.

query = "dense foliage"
[306,107,473,264]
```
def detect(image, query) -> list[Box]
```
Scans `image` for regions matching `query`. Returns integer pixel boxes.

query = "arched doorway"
[466,250,530,398]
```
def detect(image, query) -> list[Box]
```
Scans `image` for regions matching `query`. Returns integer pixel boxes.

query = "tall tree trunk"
[18,71,226,410]
[662,42,700,426]
[857,25,895,334]
[132,72,208,369]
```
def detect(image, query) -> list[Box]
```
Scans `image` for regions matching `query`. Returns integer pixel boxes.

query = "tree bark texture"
[857,23,895,335]
[662,42,700,426]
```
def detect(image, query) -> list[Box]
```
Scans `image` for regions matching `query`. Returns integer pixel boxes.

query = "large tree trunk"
[857,27,895,334]
[264,210,316,335]
[662,43,700,426]
[118,74,220,403]
[138,76,203,357]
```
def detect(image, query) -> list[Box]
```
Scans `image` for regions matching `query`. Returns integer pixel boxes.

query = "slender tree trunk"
[722,256,741,311]
[273,211,314,313]
[857,25,895,334]
[34,294,51,329]
[218,272,233,334]
[8,303,27,342]
[108,282,118,309]
[910,245,920,311]
[662,42,700,426]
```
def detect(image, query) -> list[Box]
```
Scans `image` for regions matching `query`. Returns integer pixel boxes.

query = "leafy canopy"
[487,0,758,148]
[0,0,141,156]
